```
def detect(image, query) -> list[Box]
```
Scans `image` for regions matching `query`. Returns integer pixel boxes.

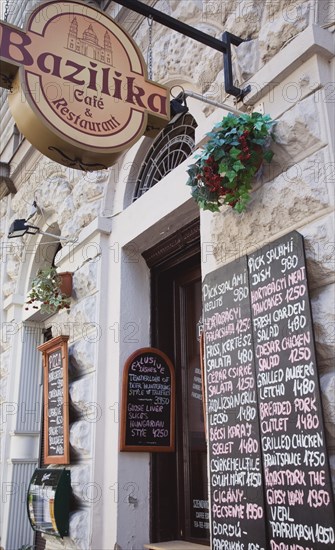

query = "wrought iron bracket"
[222,32,251,101]
[112,0,251,101]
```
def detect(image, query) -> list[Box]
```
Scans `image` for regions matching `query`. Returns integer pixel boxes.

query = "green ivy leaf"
[213,149,226,161]
[228,147,240,159]
[233,160,244,172]
[218,162,228,173]
[226,170,237,182]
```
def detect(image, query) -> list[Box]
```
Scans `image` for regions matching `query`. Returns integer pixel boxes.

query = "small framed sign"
[120,348,175,452]
[38,336,70,464]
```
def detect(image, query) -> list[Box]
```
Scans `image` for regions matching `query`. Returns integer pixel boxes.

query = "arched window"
[133,113,197,201]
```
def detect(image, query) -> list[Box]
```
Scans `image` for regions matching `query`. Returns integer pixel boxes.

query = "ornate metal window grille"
[133,113,197,201]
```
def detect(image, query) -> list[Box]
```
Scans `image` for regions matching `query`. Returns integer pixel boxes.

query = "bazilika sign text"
[0,1,170,170]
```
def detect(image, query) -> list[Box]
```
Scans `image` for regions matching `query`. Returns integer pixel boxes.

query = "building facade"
[0,1,334,549]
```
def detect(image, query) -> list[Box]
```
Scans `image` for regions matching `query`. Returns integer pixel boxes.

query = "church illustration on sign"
[67,17,113,66]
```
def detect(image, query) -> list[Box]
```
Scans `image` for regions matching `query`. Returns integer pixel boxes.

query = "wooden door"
[151,252,209,544]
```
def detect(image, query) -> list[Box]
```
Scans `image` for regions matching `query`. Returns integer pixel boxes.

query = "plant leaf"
[226,170,237,182]
[229,147,241,159]
[233,160,244,172]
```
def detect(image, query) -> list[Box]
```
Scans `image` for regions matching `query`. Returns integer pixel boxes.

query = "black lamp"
[8,219,39,238]
[8,201,76,242]
[170,92,189,122]
[7,218,75,242]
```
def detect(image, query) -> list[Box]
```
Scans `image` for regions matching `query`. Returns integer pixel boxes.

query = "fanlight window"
[133,113,197,201]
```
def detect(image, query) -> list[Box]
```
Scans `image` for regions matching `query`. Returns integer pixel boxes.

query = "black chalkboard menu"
[120,348,175,452]
[38,336,70,464]
[203,230,335,550]
[203,256,267,549]
[249,231,335,548]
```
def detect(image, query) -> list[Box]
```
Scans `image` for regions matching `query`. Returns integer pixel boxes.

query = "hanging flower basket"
[26,267,72,314]
[186,112,275,213]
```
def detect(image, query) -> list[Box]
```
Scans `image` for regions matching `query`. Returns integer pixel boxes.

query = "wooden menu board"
[120,348,175,452]
[203,256,266,549]
[38,335,70,464]
[249,231,335,548]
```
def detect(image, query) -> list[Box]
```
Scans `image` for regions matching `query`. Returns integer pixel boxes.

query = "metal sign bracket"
[112,0,251,101]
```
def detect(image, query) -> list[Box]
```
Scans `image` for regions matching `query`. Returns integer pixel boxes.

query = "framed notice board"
[38,336,70,464]
[120,347,175,452]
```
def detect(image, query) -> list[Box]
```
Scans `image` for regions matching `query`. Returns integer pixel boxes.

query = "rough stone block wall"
[0,1,333,548]
[0,159,108,547]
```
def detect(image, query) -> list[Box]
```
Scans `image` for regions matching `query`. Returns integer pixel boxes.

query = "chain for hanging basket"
[4,0,10,21]
[147,15,153,80]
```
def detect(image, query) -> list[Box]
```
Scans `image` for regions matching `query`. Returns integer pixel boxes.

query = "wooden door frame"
[173,264,204,541]
[144,218,206,543]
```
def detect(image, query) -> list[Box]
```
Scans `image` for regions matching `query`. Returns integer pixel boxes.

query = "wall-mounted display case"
[27,468,71,537]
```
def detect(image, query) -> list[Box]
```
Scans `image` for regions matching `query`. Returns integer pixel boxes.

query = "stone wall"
[0,0,334,548]
[0,158,110,548]
[198,24,335,497]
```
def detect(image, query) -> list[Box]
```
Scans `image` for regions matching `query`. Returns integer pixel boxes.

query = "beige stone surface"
[69,463,92,501]
[62,202,102,238]
[69,374,94,414]
[72,177,105,208]
[210,147,331,265]
[235,39,261,82]
[320,370,335,439]
[50,296,98,345]
[0,195,8,238]
[311,283,335,362]
[202,0,238,25]
[1,242,24,297]
[69,511,90,550]
[69,339,96,377]
[259,1,312,63]
[301,214,335,289]
[226,0,263,39]
[73,262,98,300]
[70,420,92,457]
[34,175,72,212]
[272,94,326,172]
[0,1,334,546]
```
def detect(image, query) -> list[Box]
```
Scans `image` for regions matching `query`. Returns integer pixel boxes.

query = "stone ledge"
[244,24,334,105]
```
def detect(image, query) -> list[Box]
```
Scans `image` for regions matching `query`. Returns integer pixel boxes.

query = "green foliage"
[186,112,275,213]
[26,266,71,314]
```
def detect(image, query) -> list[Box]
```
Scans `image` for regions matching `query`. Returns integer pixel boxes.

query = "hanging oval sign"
[0,0,170,170]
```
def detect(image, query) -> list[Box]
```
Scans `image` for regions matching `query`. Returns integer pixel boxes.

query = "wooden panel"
[38,335,70,464]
